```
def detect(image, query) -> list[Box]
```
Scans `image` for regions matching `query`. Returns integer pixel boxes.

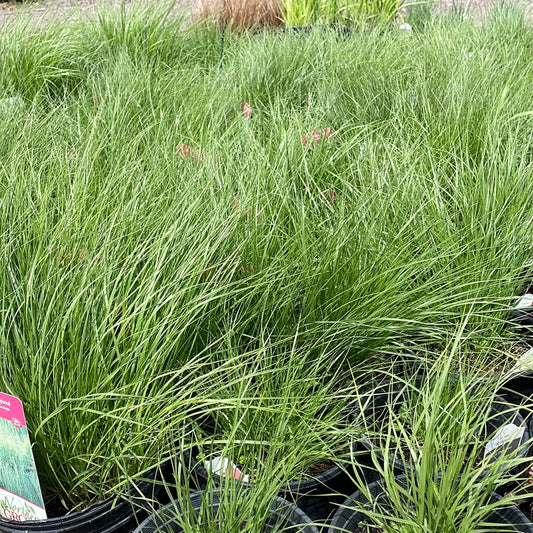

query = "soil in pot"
[304,458,337,477]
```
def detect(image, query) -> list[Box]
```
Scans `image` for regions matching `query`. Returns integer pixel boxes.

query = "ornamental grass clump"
[346,340,533,533]
[139,482,313,533]
[194,346,358,487]
[0,1,532,517]
[277,0,405,27]
[335,472,531,533]
[355,340,530,484]
[196,0,282,30]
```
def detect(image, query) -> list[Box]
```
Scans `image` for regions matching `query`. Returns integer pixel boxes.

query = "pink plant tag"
[0,392,46,521]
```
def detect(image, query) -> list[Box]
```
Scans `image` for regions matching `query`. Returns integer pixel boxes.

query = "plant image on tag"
[0,393,46,521]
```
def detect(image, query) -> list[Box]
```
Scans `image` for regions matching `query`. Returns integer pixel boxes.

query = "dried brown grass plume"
[196,0,283,30]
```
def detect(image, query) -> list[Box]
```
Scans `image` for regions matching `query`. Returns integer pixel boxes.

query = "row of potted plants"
[131,479,533,532]
[1,8,532,530]
[133,480,533,532]
[4,353,528,532]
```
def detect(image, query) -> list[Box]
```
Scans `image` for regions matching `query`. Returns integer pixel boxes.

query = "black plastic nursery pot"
[327,476,533,533]
[510,296,533,326]
[498,372,533,420]
[509,295,533,344]
[0,460,176,533]
[358,378,530,481]
[189,450,356,524]
[133,490,319,533]
[497,346,533,417]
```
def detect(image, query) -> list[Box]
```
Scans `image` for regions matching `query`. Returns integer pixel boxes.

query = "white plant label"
[484,423,525,460]
[514,294,533,309]
[509,347,533,375]
[0,392,46,521]
[204,456,249,482]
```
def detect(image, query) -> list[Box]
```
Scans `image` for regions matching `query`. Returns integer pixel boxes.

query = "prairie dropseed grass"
[0,1,532,520]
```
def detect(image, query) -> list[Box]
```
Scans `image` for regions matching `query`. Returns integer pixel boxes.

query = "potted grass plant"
[0,355,240,532]
[134,487,319,533]
[334,368,533,533]
[187,348,361,524]
[328,475,533,533]
[0,461,175,533]
[355,350,531,485]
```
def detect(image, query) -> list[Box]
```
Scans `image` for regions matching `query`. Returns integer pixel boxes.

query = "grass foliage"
[194,349,354,484]
[348,353,532,532]
[0,0,531,523]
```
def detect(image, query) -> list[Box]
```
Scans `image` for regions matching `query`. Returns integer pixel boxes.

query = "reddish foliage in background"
[302,127,333,147]
[175,143,206,162]
[240,264,255,275]
[196,0,282,30]
[232,198,262,223]
[201,263,213,282]
[327,190,338,204]
[241,101,252,120]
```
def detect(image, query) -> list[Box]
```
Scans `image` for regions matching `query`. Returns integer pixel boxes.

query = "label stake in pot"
[0,392,46,521]
[484,423,525,462]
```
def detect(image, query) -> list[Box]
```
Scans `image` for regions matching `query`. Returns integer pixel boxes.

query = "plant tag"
[484,423,525,461]
[0,392,46,521]
[509,347,533,375]
[514,294,533,309]
[204,456,249,482]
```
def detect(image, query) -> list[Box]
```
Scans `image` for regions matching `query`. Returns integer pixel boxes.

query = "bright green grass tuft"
[0,0,531,512]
